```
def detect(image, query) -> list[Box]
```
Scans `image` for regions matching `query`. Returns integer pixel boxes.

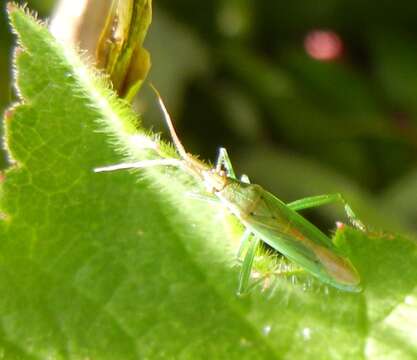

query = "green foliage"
[96,0,152,101]
[0,5,416,359]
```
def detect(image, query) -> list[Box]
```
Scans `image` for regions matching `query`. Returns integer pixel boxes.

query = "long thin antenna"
[94,159,183,173]
[150,84,189,160]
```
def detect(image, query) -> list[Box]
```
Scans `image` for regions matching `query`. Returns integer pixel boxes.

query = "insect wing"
[238,188,361,292]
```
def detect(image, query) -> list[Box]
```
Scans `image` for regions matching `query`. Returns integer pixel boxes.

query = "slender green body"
[217,179,361,292]
[96,87,364,294]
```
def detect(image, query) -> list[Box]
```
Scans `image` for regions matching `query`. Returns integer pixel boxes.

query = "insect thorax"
[216,181,266,220]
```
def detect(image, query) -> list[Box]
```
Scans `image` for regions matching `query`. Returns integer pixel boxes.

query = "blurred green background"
[1,0,417,234]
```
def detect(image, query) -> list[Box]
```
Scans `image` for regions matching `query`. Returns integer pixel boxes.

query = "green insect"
[95,87,366,295]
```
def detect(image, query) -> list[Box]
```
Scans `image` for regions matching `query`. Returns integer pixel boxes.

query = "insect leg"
[236,228,252,259]
[185,191,220,204]
[287,193,366,231]
[240,174,251,184]
[215,147,237,179]
[237,234,261,296]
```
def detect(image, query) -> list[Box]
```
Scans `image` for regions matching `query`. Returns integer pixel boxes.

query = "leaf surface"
[0,6,416,359]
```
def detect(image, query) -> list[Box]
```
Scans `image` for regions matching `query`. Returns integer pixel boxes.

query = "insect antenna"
[150,84,191,162]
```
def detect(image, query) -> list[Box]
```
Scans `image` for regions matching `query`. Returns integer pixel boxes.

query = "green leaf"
[1,5,416,359]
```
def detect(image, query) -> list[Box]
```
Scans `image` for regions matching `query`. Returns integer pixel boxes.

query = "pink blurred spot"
[304,30,343,61]
[336,222,345,230]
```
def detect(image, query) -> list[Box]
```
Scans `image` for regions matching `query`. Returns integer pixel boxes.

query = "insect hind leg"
[287,193,366,231]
